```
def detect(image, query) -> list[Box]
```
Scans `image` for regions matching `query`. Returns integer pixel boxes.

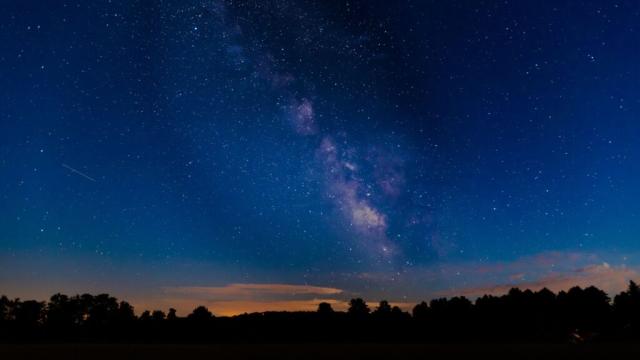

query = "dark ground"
[2,343,640,360]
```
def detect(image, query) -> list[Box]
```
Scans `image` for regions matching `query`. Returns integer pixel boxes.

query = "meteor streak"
[62,163,97,182]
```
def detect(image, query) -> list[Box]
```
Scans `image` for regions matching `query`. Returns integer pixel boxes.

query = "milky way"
[209,0,410,262]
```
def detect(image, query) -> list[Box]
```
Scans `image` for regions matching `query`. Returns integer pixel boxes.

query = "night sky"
[2,0,640,315]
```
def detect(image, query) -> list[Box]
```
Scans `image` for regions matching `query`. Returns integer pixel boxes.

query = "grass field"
[2,343,640,359]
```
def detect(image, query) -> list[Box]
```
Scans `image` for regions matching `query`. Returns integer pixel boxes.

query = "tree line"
[2,282,640,343]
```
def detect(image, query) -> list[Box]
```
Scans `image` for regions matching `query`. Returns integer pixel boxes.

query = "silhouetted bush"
[187,306,214,322]
[317,302,334,316]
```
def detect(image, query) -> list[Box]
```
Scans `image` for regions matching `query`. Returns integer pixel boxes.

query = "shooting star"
[62,163,97,182]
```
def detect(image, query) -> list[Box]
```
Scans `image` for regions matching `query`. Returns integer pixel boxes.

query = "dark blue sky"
[2,0,640,314]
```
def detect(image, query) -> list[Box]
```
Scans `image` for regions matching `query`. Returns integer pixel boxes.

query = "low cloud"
[341,251,640,303]
[436,254,639,299]
[152,283,344,316]
[163,283,342,300]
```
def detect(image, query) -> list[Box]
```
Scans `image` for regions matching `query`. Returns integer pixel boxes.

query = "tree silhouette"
[167,308,178,321]
[47,293,75,328]
[557,286,610,336]
[4,282,640,343]
[348,298,370,317]
[614,280,640,335]
[583,286,610,316]
[412,301,429,320]
[0,295,8,322]
[77,294,94,322]
[188,306,213,321]
[87,294,119,326]
[374,300,392,315]
[151,310,166,321]
[116,301,136,323]
[139,310,151,321]
[391,306,405,317]
[13,300,45,326]
[317,302,334,315]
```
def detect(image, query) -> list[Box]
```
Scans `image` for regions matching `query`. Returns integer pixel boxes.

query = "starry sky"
[2,0,640,315]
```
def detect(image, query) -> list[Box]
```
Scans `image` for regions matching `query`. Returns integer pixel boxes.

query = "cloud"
[433,252,640,299]
[337,251,640,304]
[150,283,345,316]
[444,263,638,298]
[163,283,342,300]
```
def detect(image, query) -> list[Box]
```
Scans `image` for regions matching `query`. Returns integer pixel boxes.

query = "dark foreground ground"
[3,343,640,360]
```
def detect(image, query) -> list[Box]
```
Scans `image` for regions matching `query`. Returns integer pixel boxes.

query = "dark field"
[3,343,640,360]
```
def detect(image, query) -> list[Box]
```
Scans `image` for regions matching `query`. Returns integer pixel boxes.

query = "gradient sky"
[2,0,640,315]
